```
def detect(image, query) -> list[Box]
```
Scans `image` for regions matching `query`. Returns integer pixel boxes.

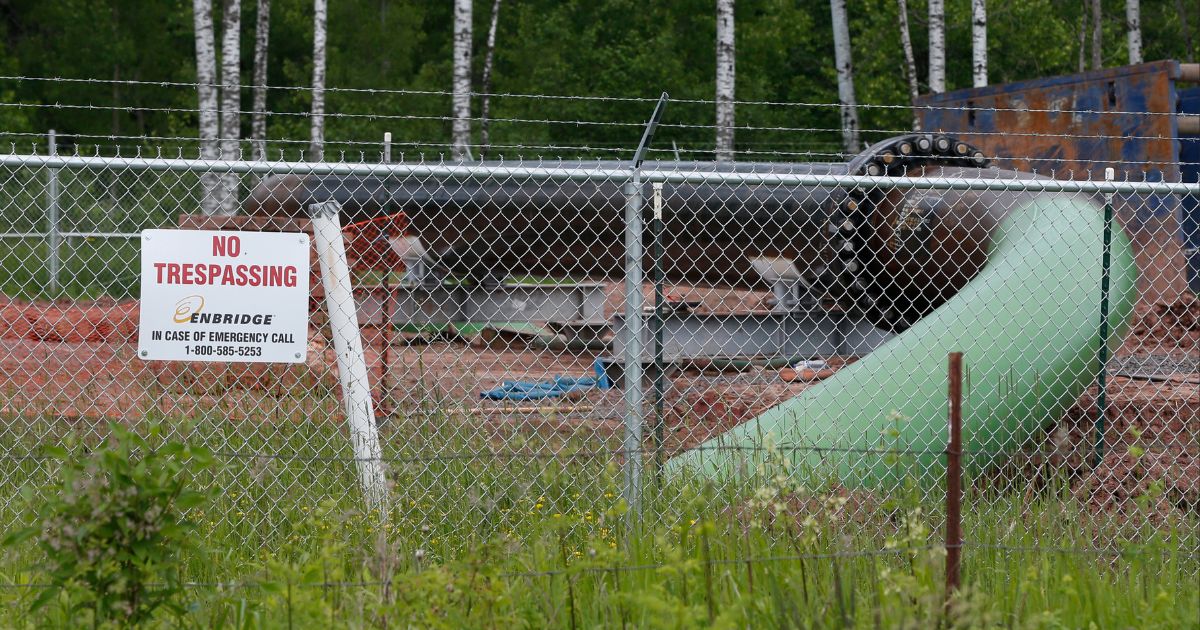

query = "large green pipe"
[669,194,1138,485]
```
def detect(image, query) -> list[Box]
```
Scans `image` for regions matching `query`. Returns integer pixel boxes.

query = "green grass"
[0,238,141,300]
[0,412,1196,628]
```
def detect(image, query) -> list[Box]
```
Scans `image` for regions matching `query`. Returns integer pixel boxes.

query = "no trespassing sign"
[137,229,310,363]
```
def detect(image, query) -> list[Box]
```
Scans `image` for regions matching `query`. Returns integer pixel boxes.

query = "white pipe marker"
[310,201,389,511]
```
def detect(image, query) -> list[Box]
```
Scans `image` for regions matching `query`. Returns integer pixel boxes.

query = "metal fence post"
[622,175,645,517]
[945,351,964,599]
[379,132,393,417]
[310,201,390,512]
[1093,167,1115,467]
[621,93,667,521]
[46,129,61,295]
[651,182,666,480]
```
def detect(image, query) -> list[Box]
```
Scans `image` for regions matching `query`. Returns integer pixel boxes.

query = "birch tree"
[830,0,858,154]
[310,0,327,161]
[972,0,987,88]
[928,0,945,93]
[897,0,920,129]
[193,0,221,215]
[451,0,473,161]
[251,0,270,162]
[479,0,503,159]
[219,0,241,215]
[1180,0,1195,62]
[1126,0,1142,64]
[715,0,735,162]
[1078,4,1088,72]
[1092,0,1102,69]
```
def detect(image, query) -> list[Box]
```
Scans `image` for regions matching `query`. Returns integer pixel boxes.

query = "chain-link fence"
[0,87,1197,613]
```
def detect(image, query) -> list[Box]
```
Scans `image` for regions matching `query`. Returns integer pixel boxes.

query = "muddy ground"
[0,288,1195,523]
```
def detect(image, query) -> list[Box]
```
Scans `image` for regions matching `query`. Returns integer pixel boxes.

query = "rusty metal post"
[945,351,963,597]
[651,182,666,481]
[379,132,394,415]
[380,226,392,413]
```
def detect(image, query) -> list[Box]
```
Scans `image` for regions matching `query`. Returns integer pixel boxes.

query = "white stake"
[310,201,389,511]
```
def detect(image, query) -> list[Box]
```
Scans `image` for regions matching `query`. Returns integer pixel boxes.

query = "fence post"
[945,351,963,599]
[379,132,393,416]
[622,175,645,517]
[1093,167,1115,468]
[310,201,390,512]
[46,129,61,296]
[651,182,666,480]
[621,92,667,521]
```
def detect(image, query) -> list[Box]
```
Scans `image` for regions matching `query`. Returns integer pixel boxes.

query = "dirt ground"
[0,290,1195,523]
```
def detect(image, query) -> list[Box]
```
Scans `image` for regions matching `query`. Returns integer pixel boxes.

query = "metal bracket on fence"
[310,201,390,512]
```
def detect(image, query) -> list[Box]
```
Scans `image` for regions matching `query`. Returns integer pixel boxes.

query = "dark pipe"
[247,162,845,290]
[245,136,1021,327]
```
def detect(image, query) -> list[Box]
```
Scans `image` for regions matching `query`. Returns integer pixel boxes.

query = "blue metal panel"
[1179,87,1200,293]
[916,61,1191,301]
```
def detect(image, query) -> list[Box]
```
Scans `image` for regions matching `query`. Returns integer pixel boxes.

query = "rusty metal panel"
[916,61,1189,303]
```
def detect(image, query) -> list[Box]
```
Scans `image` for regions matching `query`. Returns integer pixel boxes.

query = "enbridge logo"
[173,295,205,324]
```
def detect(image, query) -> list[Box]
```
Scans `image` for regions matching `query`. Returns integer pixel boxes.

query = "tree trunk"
[1179,0,1195,63]
[252,0,270,162]
[193,0,221,215]
[830,0,858,154]
[972,0,987,88]
[897,0,920,130]
[715,0,736,162]
[1126,0,1142,64]
[310,0,327,162]
[1091,0,1103,70]
[479,0,502,159]
[219,0,241,215]
[451,0,473,161]
[928,0,945,93]
[1078,2,1088,73]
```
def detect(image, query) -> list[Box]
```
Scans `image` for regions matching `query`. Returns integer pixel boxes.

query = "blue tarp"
[479,376,599,400]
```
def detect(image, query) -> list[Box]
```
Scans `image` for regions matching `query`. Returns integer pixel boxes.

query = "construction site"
[0,61,1196,531]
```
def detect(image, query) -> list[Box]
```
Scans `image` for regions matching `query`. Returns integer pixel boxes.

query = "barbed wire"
[0,101,1189,145]
[0,74,1190,119]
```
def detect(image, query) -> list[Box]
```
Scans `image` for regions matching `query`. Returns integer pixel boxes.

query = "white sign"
[138,229,310,363]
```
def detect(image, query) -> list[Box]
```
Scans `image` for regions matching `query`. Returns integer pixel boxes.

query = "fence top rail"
[2,152,1198,195]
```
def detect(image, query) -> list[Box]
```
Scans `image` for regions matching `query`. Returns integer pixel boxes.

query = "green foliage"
[0,0,1195,158]
[2,422,215,627]
[0,415,1195,627]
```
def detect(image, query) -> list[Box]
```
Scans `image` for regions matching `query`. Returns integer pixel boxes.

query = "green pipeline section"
[668,195,1139,486]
